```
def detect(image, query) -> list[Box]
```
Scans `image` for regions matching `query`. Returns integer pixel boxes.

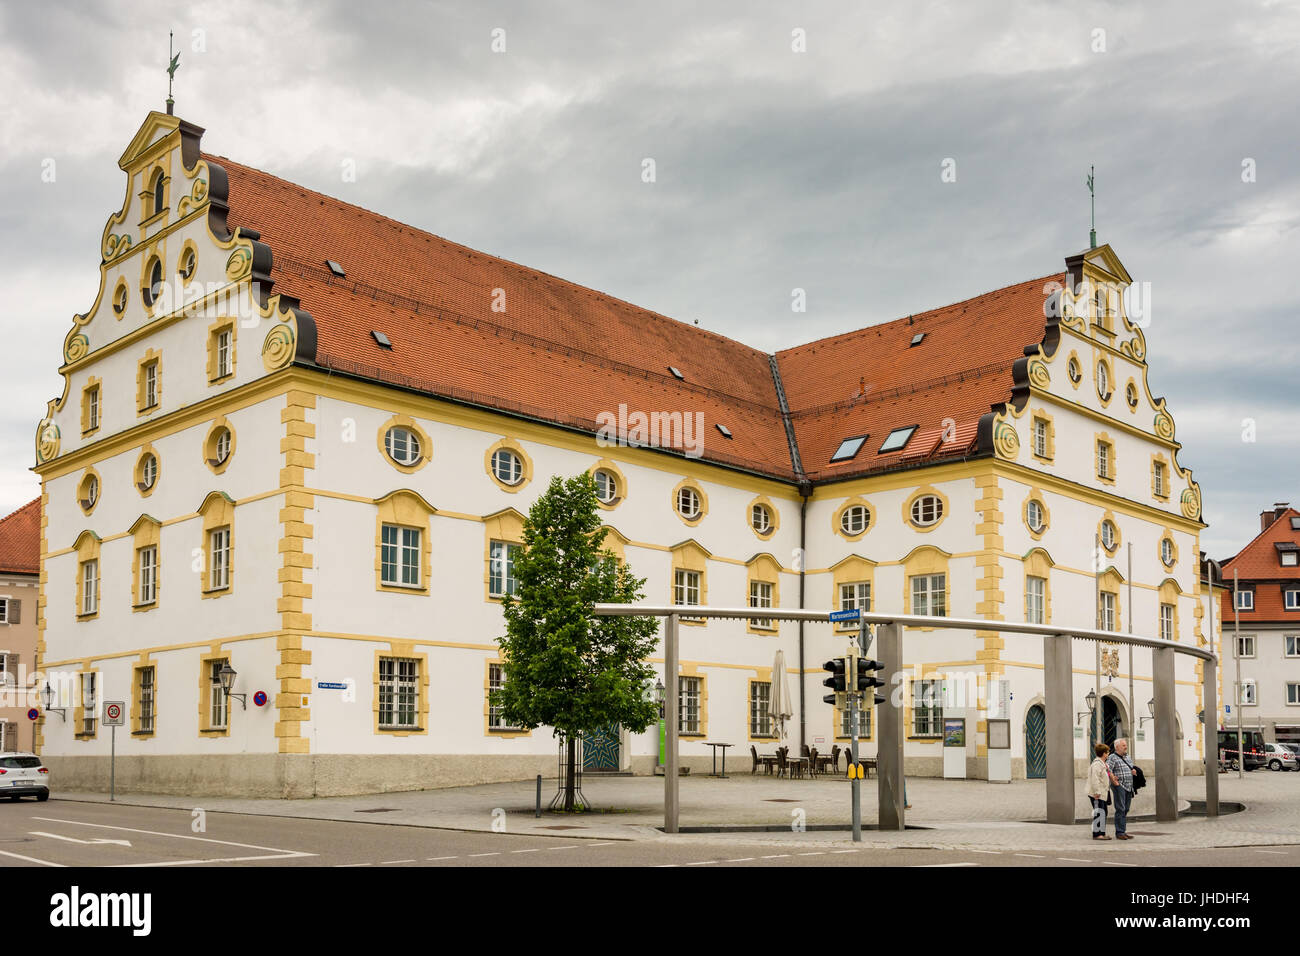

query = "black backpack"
[1131,763,1146,793]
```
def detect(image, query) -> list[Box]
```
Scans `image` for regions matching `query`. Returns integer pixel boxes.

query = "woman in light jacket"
[1087,742,1117,840]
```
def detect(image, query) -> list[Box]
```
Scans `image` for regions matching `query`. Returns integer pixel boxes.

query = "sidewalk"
[59,770,1300,853]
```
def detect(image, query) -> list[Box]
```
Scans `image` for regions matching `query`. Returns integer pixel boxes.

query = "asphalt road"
[1,798,1297,867]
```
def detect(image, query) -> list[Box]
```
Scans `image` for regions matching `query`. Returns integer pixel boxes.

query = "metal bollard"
[535,774,542,817]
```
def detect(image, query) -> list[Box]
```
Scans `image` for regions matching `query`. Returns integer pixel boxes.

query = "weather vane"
[1087,165,1097,249]
[166,30,180,115]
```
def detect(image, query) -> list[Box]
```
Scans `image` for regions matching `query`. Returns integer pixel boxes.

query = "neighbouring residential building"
[1,498,41,752]
[1220,503,1300,745]
[33,109,1216,796]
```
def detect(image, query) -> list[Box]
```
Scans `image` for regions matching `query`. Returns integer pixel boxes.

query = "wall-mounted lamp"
[40,682,67,722]
[218,662,247,711]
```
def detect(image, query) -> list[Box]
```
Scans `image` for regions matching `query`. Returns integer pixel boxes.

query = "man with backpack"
[1106,737,1144,840]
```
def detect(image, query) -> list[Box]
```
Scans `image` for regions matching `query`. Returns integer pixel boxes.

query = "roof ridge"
[203,152,771,359]
[1223,506,1300,571]
[780,273,1063,355]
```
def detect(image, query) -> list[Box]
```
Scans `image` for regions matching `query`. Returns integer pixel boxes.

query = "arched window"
[151,170,165,216]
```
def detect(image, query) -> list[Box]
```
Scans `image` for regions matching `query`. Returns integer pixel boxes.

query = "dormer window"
[1279,543,1299,568]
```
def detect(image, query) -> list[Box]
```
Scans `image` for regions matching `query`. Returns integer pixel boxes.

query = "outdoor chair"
[750,745,761,774]
[775,747,788,778]
[808,746,819,778]
[830,744,841,773]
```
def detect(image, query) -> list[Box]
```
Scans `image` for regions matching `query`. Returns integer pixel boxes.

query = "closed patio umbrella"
[771,649,795,741]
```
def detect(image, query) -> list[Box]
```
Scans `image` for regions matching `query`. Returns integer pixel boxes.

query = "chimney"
[1263,503,1291,532]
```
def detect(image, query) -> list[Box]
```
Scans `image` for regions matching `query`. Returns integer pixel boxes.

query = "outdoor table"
[704,742,733,778]
[784,756,808,779]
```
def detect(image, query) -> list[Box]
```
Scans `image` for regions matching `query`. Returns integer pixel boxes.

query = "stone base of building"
[42,753,557,799]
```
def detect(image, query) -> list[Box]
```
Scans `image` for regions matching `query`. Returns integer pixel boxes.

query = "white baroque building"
[33,111,1218,796]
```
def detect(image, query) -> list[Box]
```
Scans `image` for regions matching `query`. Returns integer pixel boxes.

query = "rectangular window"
[208,528,230,591]
[1025,576,1046,625]
[911,679,942,736]
[1286,635,1300,658]
[1288,683,1300,706]
[1100,592,1116,631]
[80,673,96,736]
[138,667,155,734]
[1237,680,1257,706]
[1160,603,1174,642]
[138,545,157,605]
[748,580,774,630]
[678,676,701,735]
[87,385,100,431]
[81,560,98,615]
[1237,635,1256,658]
[217,329,232,378]
[1236,590,1254,611]
[1096,441,1111,479]
[487,662,518,731]
[674,569,702,621]
[379,657,419,729]
[1032,418,1049,458]
[1287,590,1300,610]
[144,361,158,409]
[1154,461,1167,498]
[209,660,228,730]
[839,582,871,630]
[488,540,520,598]
[749,681,772,737]
[0,598,8,624]
[1284,553,1300,568]
[840,701,873,739]
[911,574,946,617]
[380,524,422,588]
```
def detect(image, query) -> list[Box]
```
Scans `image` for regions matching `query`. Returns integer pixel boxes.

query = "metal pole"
[876,622,905,830]
[664,612,679,834]
[1233,570,1242,780]
[535,774,542,818]
[1152,646,1177,821]
[1203,654,1219,815]
[110,724,116,802]
[1045,632,1075,824]
[1127,543,1134,747]
[848,645,861,843]
[1095,534,1102,752]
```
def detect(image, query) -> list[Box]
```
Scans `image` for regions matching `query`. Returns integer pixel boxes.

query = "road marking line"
[379,859,416,864]
[1058,858,1090,863]
[798,852,826,857]
[760,854,789,859]
[686,861,717,866]
[548,846,581,851]
[653,864,678,868]
[914,862,977,867]
[1015,853,1044,858]
[426,856,458,861]
[510,849,540,854]
[30,831,131,847]
[30,816,313,864]
[970,850,1001,855]
[335,863,372,867]
[1256,850,1287,855]
[831,849,858,854]
[1099,861,1138,867]
[468,852,500,858]
[726,857,755,862]
[0,849,65,867]
[582,842,618,847]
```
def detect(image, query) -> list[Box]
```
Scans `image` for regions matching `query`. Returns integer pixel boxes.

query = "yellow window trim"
[378,413,432,474]
[197,651,231,736]
[80,377,102,437]
[129,514,162,611]
[484,437,533,493]
[589,458,629,510]
[73,530,102,621]
[831,554,876,633]
[1029,408,1056,464]
[375,490,436,594]
[1094,431,1117,486]
[199,491,235,599]
[136,349,162,416]
[1022,488,1050,541]
[903,485,950,534]
[833,495,875,542]
[1024,547,1055,626]
[670,540,710,626]
[134,444,161,498]
[745,553,781,635]
[131,659,158,737]
[677,665,708,738]
[484,658,531,738]
[205,317,237,384]
[373,646,430,736]
[202,417,236,475]
[670,477,709,527]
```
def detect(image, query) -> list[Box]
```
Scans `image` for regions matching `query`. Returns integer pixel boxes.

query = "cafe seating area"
[749,743,877,779]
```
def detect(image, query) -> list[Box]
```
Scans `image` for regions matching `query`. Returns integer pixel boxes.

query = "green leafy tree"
[495,473,660,810]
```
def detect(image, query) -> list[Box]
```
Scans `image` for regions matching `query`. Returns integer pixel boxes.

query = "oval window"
[1027,500,1045,533]
[214,428,232,464]
[491,449,523,485]
[1097,362,1111,400]
[79,474,99,512]
[142,258,164,307]
[1068,358,1081,384]
[179,248,197,280]
[1126,382,1138,409]
[139,453,158,491]
[1101,520,1116,551]
[910,495,943,527]
[113,283,128,315]
[385,427,421,466]
[1161,538,1175,567]
[840,505,869,536]
[594,469,618,504]
[676,486,700,520]
[751,503,772,534]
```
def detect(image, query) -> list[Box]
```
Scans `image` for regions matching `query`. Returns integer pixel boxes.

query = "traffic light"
[822,658,846,706]
[857,658,887,706]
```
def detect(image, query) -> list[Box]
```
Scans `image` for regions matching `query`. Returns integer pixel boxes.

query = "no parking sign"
[27,708,38,721]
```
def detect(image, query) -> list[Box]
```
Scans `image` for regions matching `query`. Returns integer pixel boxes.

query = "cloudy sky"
[1,0,1296,558]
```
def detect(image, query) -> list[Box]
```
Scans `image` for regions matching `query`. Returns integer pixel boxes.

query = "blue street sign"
[317,681,348,690]
[829,609,861,623]
[1225,704,1231,714]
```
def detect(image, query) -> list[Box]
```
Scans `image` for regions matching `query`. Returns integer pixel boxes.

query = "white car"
[1263,742,1298,772]
[0,752,50,801]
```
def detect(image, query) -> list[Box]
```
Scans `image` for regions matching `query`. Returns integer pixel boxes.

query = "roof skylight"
[326,260,346,277]
[910,333,925,346]
[879,425,918,454]
[830,435,868,462]
[668,366,685,380]
[716,424,732,438]
[371,330,392,349]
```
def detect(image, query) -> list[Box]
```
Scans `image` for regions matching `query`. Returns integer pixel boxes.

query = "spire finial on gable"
[165,30,180,115]
[1086,165,1097,250]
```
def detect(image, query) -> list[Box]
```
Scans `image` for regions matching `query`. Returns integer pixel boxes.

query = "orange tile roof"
[1220,507,1300,623]
[206,152,1060,485]
[0,498,40,575]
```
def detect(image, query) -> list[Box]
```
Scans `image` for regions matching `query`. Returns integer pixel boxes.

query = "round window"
[139,453,158,491]
[910,494,943,527]
[676,486,700,520]
[751,503,772,534]
[594,469,618,504]
[1097,362,1111,400]
[1027,500,1045,533]
[492,449,523,485]
[142,258,164,307]
[113,283,128,315]
[1126,382,1138,409]
[1068,357,1081,384]
[179,248,197,280]
[385,427,422,466]
[1101,520,1116,550]
[840,505,869,536]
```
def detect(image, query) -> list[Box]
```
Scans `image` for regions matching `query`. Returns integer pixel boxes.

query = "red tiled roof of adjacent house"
[0,498,40,575]
[1220,507,1300,623]
[206,153,1057,484]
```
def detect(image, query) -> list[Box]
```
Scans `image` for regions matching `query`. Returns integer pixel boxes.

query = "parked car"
[1282,743,1300,768]
[1218,730,1266,770]
[0,753,50,801]
[1263,742,1298,772]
